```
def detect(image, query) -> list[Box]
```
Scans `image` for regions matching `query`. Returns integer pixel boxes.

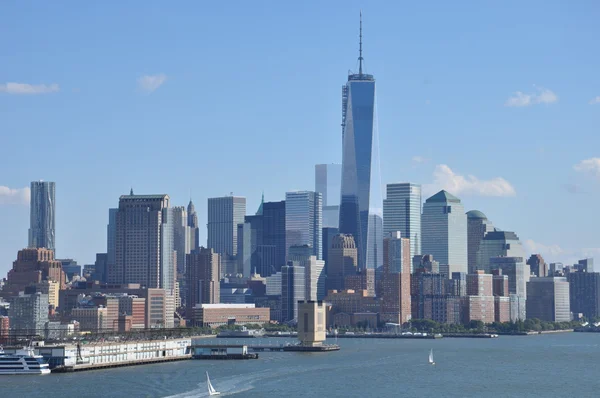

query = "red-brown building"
[380,232,412,324]
[1,248,66,299]
[0,315,9,344]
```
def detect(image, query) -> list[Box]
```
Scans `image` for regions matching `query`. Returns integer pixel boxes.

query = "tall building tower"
[107,208,118,279]
[526,277,570,322]
[288,248,326,301]
[421,190,468,275]
[383,183,421,267]
[285,191,322,260]
[172,206,190,275]
[326,234,358,293]
[263,200,286,273]
[281,262,306,322]
[466,210,494,274]
[527,254,547,277]
[186,247,221,306]
[339,14,383,271]
[187,200,200,251]
[315,164,342,228]
[380,232,412,324]
[28,181,56,251]
[476,231,526,273]
[207,196,246,257]
[568,271,600,319]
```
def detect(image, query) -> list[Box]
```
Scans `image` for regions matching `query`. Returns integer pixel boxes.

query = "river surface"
[2,333,600,397]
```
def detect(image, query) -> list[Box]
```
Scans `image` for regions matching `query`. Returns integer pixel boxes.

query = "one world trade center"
[339,13,383,270]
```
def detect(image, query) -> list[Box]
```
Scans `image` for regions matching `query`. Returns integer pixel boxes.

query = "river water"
[2,333,599,397]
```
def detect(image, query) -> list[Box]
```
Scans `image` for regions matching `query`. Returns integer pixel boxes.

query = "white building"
[383,183,422,267]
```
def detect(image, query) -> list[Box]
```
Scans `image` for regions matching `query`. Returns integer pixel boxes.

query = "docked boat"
[0,346,51,375]
[206,371,220,395]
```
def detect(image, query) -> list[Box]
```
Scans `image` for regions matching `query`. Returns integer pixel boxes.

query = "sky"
[1,1,599,276]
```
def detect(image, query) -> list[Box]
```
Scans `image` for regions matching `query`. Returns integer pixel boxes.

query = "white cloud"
[137,74,167,93]
[589,96,600,105]
[412,156,429,164]
[423,164,516,197]
[524,239,600,265]
[505,86,558,107]
[0,186,30,205]
[573,158,600,180]
[0,82,59,95]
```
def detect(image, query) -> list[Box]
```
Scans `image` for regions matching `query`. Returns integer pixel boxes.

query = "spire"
[358,10,363,76]
[256,191,264,216]
[130,187,134,196]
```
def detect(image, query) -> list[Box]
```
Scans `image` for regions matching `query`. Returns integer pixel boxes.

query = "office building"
[58,259,81,281]
[492,270,509,297]
[186,248,221,306]
[288,247,325,301]
[92,253,107,283]
[207,196,246,257]
[421,190,468,275]
[265,272,282,296]
[463,271,495,324]
[187,199,200,251]
[576,258,594,273]
[476,231,526,273]
[262,200,286,273]
[322,227,339,275]
[8,292,49,338]
[281,263,306,322]
[339,16,383,271]
[2,248,66,298]
[490,256,529,321]
[188,304,270,328]
[285,191,322,260]
[383,183,422,266]
[315,163,342,228]
[380,232,412,324]
[107,208,118,279]
[70,307,108,332]
[527,254,547,278]
[172,206,190,275]
[526,277,570,322]
[117,295,146,329]
[345,268,375,297]
[568,272,600,319]
[466,210,495,274]
[28,181,56,251]
[326,234,358,292]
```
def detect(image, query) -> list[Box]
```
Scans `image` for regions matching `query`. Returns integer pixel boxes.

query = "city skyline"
[1,2,599,275]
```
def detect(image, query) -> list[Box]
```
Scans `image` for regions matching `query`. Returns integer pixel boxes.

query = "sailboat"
[206,371,221,396]
[428,349,435,365]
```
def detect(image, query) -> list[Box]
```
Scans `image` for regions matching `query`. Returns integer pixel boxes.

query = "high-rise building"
[526,277,570,322]
[421,190,468,275]
[207,196,246,258]
[315,163,342,228]
[187,200,200,251]
[107,208,117,277]
[238,199,278,277]
[463,271,495,324]
[172,206,190,276]
[380,232,412,324]
[8,292,49,338]
[186,247,221,306]
[58,259,81,281]
[28,181,56,251]
[285,191,322,260]
[490,256,529,321]
[288,248,325,301]
[466,210,495,274]
[339,15,383,271]
[527,254,547,278]
[568,272,600,319]
[2,248,66,298]
[281,263,306,322]
[476,231,526,273]
[576,258,594,273]
[262,200,286,274]
[326,234,358,293]
[383,183,422,267]
[322,227,339,275]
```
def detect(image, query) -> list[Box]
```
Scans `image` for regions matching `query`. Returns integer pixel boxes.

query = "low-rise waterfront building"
[188,304,270,328]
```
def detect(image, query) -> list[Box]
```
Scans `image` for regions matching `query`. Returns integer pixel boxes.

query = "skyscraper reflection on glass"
[339,14,383,270]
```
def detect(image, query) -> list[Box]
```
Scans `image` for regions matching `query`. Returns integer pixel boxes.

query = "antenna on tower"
[359,10,363,76]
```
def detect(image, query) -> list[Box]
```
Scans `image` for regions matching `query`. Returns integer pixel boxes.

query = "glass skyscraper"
[285,191,322,261]
[339,15,383,270]
[28,181,56,251]
[207,196,246,257]
[315,163,342,228]
[383,183,422,266]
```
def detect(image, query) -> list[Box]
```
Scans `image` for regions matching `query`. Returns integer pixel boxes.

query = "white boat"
[0,346,51,375]
[206,371,220,396]
[428,349,435,366]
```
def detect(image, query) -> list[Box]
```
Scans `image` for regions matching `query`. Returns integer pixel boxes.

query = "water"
[2,333,600,397]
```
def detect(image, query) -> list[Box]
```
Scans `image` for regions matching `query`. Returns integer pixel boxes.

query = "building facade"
[526,277,570,322]
[489,256,529,321]
[466,210,494,274]
[568,272,600,319]
[188,304,270,328]
[285,191,322,261]
[262,200,286,273]
[28,180,56,251]
[326,234,358,293]
[281,263,306,322]
[8,292,49,338]
[186,248,221,307]
[383,183,421,266]
[2,248,66,298]
[380,232,412,324]
[207,196,246,257]
[527,254,547,278]
[476,231,526,273]
[315,163,342,228]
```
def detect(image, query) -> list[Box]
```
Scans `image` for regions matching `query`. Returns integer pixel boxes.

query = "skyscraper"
[383,183,422,267]
[568,271,600,319]
[339,14,383,271]
[281,262,306,322]
[172,206,190,276]
[107,208,117,279]
[315,163,342,228]
[263,200,286,273]
[288,247,325,301]
[186,247,220,306]
[526,277,570,322]
[187,200,200,251]
[326,234,358,293]
[28,181,56,251]
[285,191,322,260]
[476,231,526,273]
[421,190,468,275]
[466,210,495,274]
[527,254,547,277]
[207,196,246,257]
[380,232,412,324]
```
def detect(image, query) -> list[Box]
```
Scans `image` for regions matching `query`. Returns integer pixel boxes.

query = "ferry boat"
[0,346,51,375]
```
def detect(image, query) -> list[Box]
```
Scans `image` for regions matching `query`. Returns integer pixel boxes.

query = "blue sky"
[1,1,599,276]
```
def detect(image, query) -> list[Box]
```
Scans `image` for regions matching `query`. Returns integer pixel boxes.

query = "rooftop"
[196,304,256,309]
[483,231,520,241]
[426,190,461,203]
[466,210,487,219]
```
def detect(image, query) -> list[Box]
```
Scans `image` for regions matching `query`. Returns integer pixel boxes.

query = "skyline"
[1,2,599,275]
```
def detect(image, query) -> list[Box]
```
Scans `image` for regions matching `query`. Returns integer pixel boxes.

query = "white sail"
[428,349,434,364]
[207,372,220,395]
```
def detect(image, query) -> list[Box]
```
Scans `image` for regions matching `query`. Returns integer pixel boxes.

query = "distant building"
[8,292,49,338]
[58,259,81,281]
[315,164,342,228]
[0,315,9,344]
[92,253,108,283]
[71,307,108,332]
[189,304,269,328]
[476,231,526,273]
[117,295,146,329]
[526,277,570,322]
[380,232,412,324]
[186,248,221,306]
[489,256,529,321]
[568,272,600,319]
[288,248,325,301]
[172,206,190,276]
[411,271,461,324]
[297,301,327,347]
[527,254,547,278]
[575,258,594,273]
[492,270,509,297]
[421,190,468,275]
[285,191,323,260]
[187,200,200,251]
[262,201,286,273]
[463,271,495,324]
[281,263,306,322]
[383,183,422,267]
[324,289,379,327]
[207,196,246,258]
[322,227,339,275]
[326,234,358,293]
[466,210,494,274]
[345,269,375,297]
[2,248,66,298]
[265,272,282,296]
[28,181,56,251]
